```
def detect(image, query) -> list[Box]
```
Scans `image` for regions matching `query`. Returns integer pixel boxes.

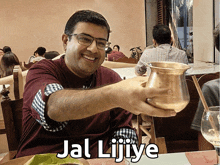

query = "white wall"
[0,0,146,62]
[193,0,214,63]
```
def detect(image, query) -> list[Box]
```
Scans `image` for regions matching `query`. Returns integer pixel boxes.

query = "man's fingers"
[147,108,176,117]
[135,101,176,118]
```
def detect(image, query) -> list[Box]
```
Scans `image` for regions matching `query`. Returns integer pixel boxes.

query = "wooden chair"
[102,61,136,69]
[152,72,219,153]
[0,66,27,99]
[113,56,137,64]
[0,65,26,161]
[24,62,35,69]
[0,65,26,136]
[44,51,59,59]
[137,115,167,154]
[1,95,23,153]
[0,92,23,161]
[13,65,24,100]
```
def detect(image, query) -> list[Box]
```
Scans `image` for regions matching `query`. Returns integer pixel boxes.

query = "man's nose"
[87,40,98,53]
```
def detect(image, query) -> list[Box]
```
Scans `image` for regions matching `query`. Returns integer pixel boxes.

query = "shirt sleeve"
[111,127,138,145]
[191,80,219,131]
[183,51,189,64]
[32,83,68,132]
[135,51,147,75]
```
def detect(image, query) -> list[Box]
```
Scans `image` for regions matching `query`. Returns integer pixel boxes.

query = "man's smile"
[83,54,98,62]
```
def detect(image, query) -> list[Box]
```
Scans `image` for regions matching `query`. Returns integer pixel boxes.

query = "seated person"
[16,10,176,158]
[30,47,46,63]
[0,48,4,61]
[27,50,37,64]
[135,24,188,76]
[107,45,126,61]
[0,51,25,77]
[2,46,12,53]
[191,23,220,151]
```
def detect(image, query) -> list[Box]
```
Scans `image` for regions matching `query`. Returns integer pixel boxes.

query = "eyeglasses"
[69,33,110,51]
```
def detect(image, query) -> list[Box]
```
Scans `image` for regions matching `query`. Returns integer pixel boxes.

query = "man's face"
[63,22,108,78]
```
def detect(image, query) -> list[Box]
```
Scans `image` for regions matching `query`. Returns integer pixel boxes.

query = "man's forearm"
[46,85,116,122]
[46,76,177,122]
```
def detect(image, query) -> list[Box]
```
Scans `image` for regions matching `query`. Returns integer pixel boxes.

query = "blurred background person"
[30,47,46,63]
[191,23,220,151]
[107,44,126,61]
[113,44,120,52]
[0,51,25,77]
[27,50,37,64]
[135,24,188,76]
[0,48,4,61]
[2,46,12,53]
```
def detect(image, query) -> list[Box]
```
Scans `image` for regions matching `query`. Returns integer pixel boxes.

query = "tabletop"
[128,152,190,165]
[112,63,220,80]
[0,150,216,165]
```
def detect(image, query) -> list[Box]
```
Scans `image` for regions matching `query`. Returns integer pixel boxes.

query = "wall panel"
[0,0,145,62]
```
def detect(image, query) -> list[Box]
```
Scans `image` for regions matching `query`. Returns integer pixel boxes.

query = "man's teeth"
[84,55,96,60]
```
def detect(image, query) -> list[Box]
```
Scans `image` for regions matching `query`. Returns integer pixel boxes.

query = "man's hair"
[64,10,111,40]
[3,46,12,53]
[113,45,120,51]
[153,24,171,44]
[36,47,46,56]
[213,23,219,51]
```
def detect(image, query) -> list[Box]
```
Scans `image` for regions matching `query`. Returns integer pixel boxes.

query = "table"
[112,67,136,79]
[112,63,220,79]
[186,63,220,76]
[0,150,216,164]
[128,152,190,165]
[127,150,216,165]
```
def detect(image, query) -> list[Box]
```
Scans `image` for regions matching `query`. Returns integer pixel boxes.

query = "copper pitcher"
[146,61,190,112]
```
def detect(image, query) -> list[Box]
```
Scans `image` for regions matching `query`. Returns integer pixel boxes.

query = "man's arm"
[135,50,148,76]
[46,76,176,122]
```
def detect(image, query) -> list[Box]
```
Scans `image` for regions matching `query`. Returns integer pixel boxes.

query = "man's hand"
[109,76,176,117]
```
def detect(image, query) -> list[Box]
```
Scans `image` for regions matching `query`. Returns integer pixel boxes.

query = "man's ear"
[62,34,68,52]
[152,39,157,47]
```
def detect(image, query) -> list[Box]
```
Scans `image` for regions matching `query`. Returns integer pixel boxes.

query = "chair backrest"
[13,65,24,100]
[45,51,59,59]
[102,61,136,69]
[0,65,27,100]
[24,62,35,69]
[113,56,137,63]
[1,96,23,151]
[0,65,26,139]
[1,66,25,151]
[153,72,220,153]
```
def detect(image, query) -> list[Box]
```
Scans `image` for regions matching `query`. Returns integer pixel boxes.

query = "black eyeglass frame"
[68,33,110,51]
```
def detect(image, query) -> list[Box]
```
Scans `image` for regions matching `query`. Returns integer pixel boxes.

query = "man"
[107,45,126,61]
[16,10,176,158]
[30,47,46,63]
[191,23,219,150]
[135,24,188,76]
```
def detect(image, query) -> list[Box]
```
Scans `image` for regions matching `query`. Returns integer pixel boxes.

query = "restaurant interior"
[0,0,219,164]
